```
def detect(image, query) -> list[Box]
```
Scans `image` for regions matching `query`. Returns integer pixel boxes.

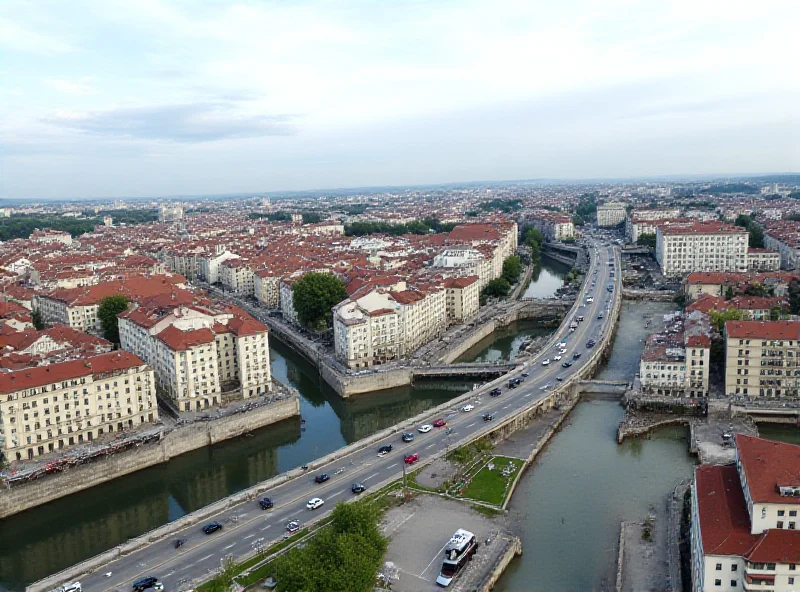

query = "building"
[688,294,789,321]
[443,276,480,323]
[118,303,271,412]
[30,230,73,246]
[158,204,184,223]
[656,222,749,277]
[625,209,681,243]
[691,435,800,592]
[0,351,158,461]
[596,202,627,227]
[432,248,493,290]
[747,249,782,272]
[198,248,240,285]
[526,211,575,241]
[764,221,800,270]
[724,321,800,399]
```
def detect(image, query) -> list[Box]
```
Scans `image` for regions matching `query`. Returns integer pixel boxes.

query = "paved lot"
[381,495,509,592]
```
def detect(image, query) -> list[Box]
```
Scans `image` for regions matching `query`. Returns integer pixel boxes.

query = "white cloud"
[49,77,96,95]
[0,16,73,55]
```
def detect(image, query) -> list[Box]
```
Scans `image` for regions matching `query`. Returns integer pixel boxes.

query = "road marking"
[261,524,272,531]
[420,541,450,577]
[502,404,511,409]
[365,471,380,480]
[524,393,533,398]
[466,422,476,428]
[425,443,436,449]
[178,564,192,571]
[223,543,235,550]
[244,534,255,540]
[198,554,214,562]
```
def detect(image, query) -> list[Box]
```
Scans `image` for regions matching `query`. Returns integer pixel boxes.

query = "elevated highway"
[30,241,622,592]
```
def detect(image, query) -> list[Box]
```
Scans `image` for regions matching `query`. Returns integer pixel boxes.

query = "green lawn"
[460,456,524,507]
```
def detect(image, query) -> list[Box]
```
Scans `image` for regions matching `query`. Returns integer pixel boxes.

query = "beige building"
[656,222,749,277]
[596,202,627,227]
[254,270,282,308]
[527,211,574,241]
[724,321,799,399]
[625,209,681,243]
[219,258,254,296]
[443,276,480,323]
[119,304,271,412]
[0,351,158,461]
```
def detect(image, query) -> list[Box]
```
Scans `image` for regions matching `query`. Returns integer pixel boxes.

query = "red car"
[432,419,447,428]
[404,453,419,465]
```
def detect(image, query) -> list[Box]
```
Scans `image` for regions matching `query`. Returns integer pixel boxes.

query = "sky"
[1,0,799,199]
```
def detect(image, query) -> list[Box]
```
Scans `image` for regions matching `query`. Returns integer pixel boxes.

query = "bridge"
[578,379,631,395]
[412,362,517,378]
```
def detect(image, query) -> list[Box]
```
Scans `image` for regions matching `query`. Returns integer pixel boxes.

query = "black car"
[586,341,595,348]
[133,578,158,592]
[508,381,517,389]
[597,314,604,319]
[482,413,494,422]
[521,372,529,378]
[378,444,393,454]
[174,538,186,549]
[351,483,366,494]
[401,433,415,443]
[314,473,329,484]
[556,376,564,381]
[258,497,274,510]
[562,361,572,368]
[573,352,582,359]
[202,521,222,535]
[490,388,502,397]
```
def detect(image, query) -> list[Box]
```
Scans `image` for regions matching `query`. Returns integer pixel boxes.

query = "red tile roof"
[155,325,215,350]
[725,321,800,341]
[737,434,800,505]
[744,529,800,563]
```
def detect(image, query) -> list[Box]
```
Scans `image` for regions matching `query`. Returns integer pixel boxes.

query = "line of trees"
[637,233,657,249]
[734,214,765,248]
[98,295,130,344]
[522,227,544,265]
[0,211,155,241]
[344,217,457,237]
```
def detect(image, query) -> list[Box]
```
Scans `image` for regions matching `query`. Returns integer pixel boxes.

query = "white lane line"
[223,543,235,550]
[365,471,380,480]
[420,541,450,577]
[502,404,511,409]
[261,524,272,531]
[244,534,255,540]
[524,393,533,398]
[178,564,193,571]
[466,422,476,428]
[425,443,436,449]
[198,554,214,562]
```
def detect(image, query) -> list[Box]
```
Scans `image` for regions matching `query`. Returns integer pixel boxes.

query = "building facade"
[596,202,627,227]
[656,222,749,277]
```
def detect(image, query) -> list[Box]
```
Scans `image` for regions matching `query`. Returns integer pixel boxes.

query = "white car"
[554,355,562,361]
[587,297,594,303]
[557,342,567,349]
[306,497,324,510]
[286,520,300,533]
[542,359,550,366]
[462,404,475,412]
[418,424,433,433]
[559,348,567,355]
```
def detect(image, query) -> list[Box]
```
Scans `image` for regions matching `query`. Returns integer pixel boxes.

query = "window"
[790,577,795,585]
[730,581,736,587]
[791,522,796,530]
[791,510,797,517]
[714,580,721,586]
[731,564,737,572]
[778,521,784,528]
[716,563,723,571]
[779,510,786,517]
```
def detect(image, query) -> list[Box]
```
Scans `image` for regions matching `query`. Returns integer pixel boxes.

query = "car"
[202,522,222,535]
[586,297,594,302]
[306,497,324,510]
[556,376,564,381]
[286,520,300,533]
[462,404,475,412]
[378,444,393,455]
[521,372,529,378]
[351,483,366,494]
[597,314,604,319]
[404,453,419,464]
[557,342,567,348]
[577,316,585,322]
[490,388,502,397]
[559,348,567,354]
[258,497,274,510]
[573,352,582,359]
[554,355,562,361]
[482,413,494,422]
[569,327,575,332]
[508,381,518,389]
[542,359,550,366]
[154,585,163,592]
[418,424,433,433]
[314,473,330,484]
[402,432,415,442]
[62,584,81,592]
[586,341,595,348]
[174,538,186,549]
[432,419,447,428]
[133,578,159,592]
[562,361,572,368]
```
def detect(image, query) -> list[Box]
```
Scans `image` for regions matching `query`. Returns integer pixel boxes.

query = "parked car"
[306,498,325,510]
[490,388,502,397]
[432,419,447,428]
[133,578,159,592]
[521,372,529,378]
[258,497,274,510]
[461,404,475,412]
[404,453,419,464]
[314,473,330,484]
[286,520,300,533]
[418,424,433,433]
[202,522,222,535]
[597,314,604,319]
[351,483,366,494]
[402,432,415,442]
[542,359,550,366]
[378,445,393,455]
[554,355,562,361]
[556,376,564,381]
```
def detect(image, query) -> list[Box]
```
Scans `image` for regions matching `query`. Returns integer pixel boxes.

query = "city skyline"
[2,0,799,199]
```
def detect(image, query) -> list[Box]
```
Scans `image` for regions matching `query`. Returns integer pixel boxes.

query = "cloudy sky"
[1,0,798,199]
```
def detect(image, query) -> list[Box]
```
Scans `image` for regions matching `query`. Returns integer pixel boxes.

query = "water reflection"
[522,258,571,299]
[455,320,551,364]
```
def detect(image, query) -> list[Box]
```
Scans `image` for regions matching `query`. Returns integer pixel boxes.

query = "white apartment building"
[0,351,158,461]
[432,248,493,290]
[254,270,281,308]
[764,223,800,270]
[119,304,271,412]
[279,278,299,325]
[199,249,240,285]
[443,276,480,323]
[691,436,800,592]
[747,249,782,272]
[625,209,681,243]
[527,212,575,242]
[219,258,254,296]
[724,321,799,400]
[158,204,184,223]
[596,202,627,227]
[656,222,749,277]
[30,230,73,246]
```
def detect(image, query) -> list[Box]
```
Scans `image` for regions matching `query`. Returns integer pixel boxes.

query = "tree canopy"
[98,295,130,343]
[481,277,511,301]
[292,272,347,330]
[734,214,765,248]
[343,217,456,237]
[502,255,523,284]
[637,233,657,249]
[273,501,387,592]
[522,227,544,265]
[709,309,745,333]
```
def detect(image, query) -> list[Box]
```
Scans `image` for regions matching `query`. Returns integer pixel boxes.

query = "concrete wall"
[1,397,299,520]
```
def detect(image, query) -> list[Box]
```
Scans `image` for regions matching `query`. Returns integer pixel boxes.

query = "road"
[56,241,620,592]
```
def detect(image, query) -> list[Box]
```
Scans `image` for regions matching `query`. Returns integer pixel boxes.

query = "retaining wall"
[478,535,523,592]
[1,397,300,520]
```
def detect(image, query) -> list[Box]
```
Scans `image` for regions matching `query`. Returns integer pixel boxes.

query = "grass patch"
[459,456,524,507]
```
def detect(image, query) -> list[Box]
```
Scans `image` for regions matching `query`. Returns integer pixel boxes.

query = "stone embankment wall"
[1,397,299,519]
[477,535,523,592]
[622,288,676,302]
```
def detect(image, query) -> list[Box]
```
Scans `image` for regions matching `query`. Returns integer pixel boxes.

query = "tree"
[268,211,292,222]
[709,309,745,333]
[502,256,522,284]
[725,285,735,300]
[790,279,800,315]
[770,306,783,321]
[572,214,585,227]
[292,272,347,330]
[481,277,510,301]
[743,282,767,297]
[31,309,44,330]
[207,555,238,592]
[98,295,130,344]
[748,223,765,248]
[637,233,657,249]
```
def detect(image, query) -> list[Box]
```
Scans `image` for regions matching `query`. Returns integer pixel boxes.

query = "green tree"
[709,309,745,333]
[524,228,544,247]
[769,306,783,321]
[725,285,735,300]
[300,211,323,224]
[268,211,293,222]
[743,282,767,297]
[207,555,238,592]
[31,309,44,330]
[637,233,657,249]
[748,223,765,248]
[790,279,800,315]
[98,295,130,344]
[710,338,725,369]
[502,255,523,283]
[292,272,347,330]
[481,277,511,302]
[572,214,585,227]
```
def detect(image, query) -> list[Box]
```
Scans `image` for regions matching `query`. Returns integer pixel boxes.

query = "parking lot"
[381,494,511,592]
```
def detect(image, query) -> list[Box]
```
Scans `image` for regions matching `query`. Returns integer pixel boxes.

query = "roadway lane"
[64,243,620,592]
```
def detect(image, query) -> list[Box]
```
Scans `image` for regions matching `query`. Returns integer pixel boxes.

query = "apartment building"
[432,248,493,290]
[688,294,789,321]
[162,244,204,281]
[691,435,800,592]
[724,321,800,399]
[158,204,184,223]
[526,211,575,241]
[625,208,681,243]
[30,230,73,247]
[443,276,480,323]
[254,270,282,308]
[198,248,240,285]
[596,202,627,227]
[764,221,800,270]
[656,222,749,277]
[119,304,271,412]
[747,249,782,272]
[0,351,158,461]
[219,258,254,296]
[685,271,800,302]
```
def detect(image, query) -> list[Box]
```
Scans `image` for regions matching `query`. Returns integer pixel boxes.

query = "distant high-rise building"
[159,204,184,223]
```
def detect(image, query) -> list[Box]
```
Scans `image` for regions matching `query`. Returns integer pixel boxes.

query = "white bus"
[435,528,478,587]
